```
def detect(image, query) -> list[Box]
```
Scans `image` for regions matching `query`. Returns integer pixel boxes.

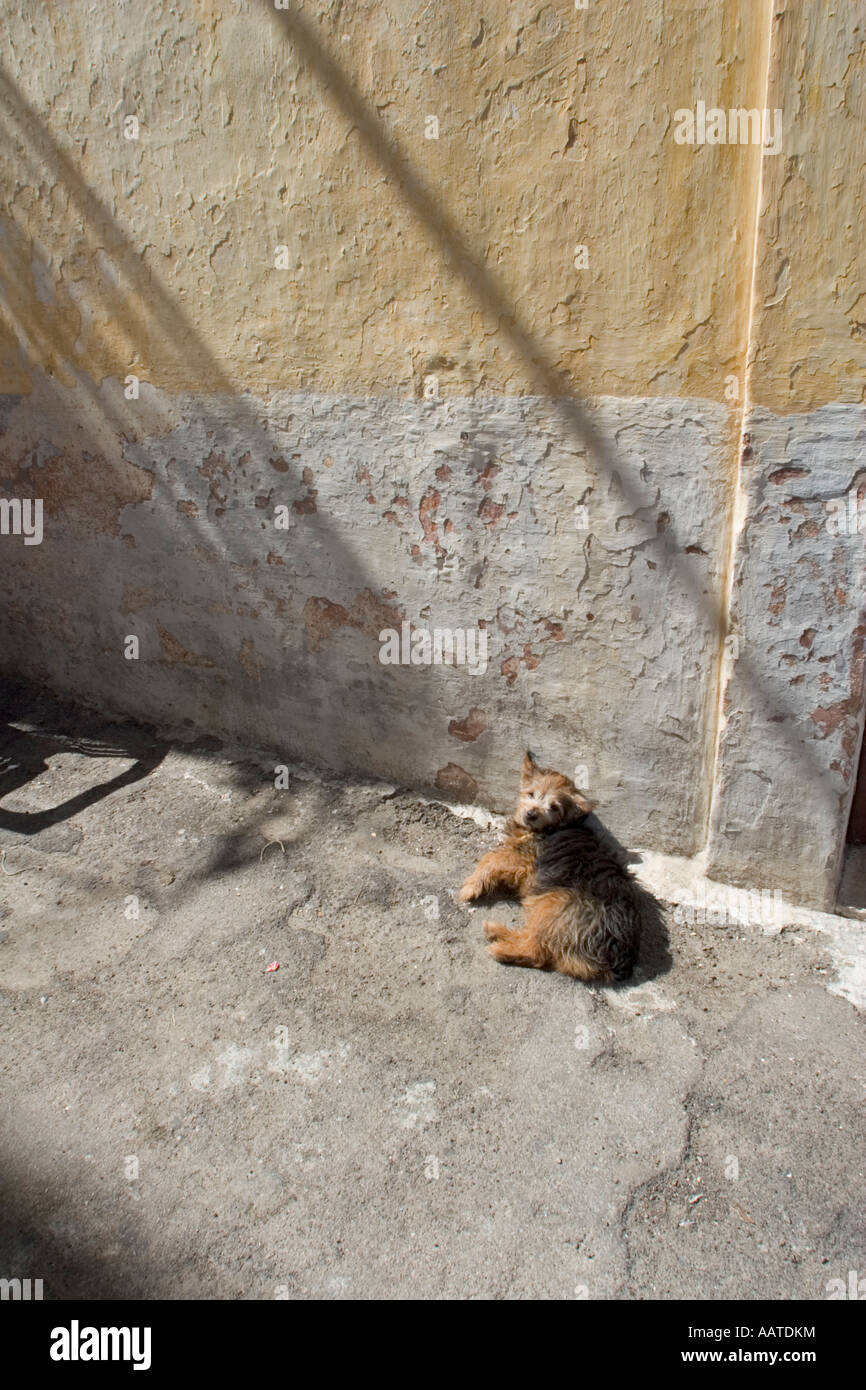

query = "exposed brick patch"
[199,450,230,508]
[448,708,487,743]
[239,637,263,679]
[811,695,859,746]
[501,656,520,685]
[769,466,810,484]
[157,624,216,667]
[121,586,157,614]
[303,589,404,651]
[293,471,318,514]
[419,487,444,554]
[14,449,153,535]
[434,763,479,800]
[477,497,505,526]
[768,582,787,616]
[475,463,501,490]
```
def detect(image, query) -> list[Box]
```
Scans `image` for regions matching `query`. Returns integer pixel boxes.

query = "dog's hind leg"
[484,922,549,969]
[523,891,613,982]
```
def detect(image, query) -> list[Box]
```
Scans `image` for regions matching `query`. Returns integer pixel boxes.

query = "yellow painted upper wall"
[748,2,866,411]
[0,0,815,408]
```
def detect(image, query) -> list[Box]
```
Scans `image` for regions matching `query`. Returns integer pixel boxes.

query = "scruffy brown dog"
[458,752,640,982]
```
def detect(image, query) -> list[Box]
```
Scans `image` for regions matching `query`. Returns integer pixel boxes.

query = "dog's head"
[514,751,596,831]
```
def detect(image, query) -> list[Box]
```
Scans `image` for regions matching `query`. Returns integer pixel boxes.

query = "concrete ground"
[0,679,863,1301]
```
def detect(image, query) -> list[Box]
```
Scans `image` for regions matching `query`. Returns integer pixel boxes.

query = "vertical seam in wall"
[701,0,777,848]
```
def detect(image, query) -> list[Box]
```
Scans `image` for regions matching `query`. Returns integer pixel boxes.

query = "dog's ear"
[573,791,597,816]
[522,750,539,779]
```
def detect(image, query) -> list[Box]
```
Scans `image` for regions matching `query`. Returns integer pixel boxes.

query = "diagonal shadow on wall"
[0,5,842,855]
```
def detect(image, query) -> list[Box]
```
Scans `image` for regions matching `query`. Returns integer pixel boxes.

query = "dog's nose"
[526,809,539,823]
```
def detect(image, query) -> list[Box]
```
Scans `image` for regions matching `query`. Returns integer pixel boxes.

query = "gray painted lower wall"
[1,376,863,904]
[1,374,732,856]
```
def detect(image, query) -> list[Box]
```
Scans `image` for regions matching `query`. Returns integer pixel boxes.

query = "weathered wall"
[0,1,863,902]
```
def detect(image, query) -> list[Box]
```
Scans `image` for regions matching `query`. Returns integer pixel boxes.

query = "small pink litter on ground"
[265,961,279,973]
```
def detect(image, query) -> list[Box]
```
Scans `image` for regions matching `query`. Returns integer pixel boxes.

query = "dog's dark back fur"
[534,820,640,980]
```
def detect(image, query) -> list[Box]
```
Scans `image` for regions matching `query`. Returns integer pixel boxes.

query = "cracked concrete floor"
[0,683,863,1300]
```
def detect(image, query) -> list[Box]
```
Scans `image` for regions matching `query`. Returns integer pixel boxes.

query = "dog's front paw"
[458,875,483,902]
